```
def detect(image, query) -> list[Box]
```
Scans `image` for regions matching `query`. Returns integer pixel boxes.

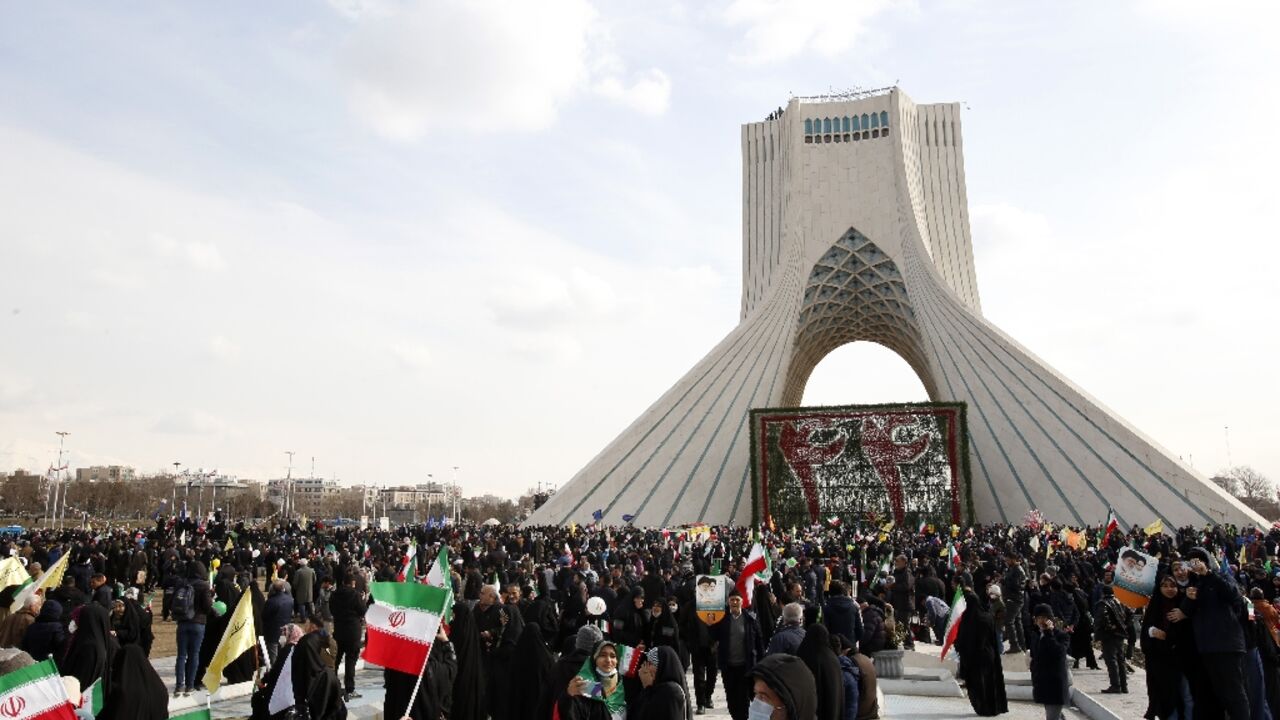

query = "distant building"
[267,477,341,516]
[75,465,136,482]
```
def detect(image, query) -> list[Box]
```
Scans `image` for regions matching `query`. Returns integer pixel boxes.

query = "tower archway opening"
[800,341,932,407]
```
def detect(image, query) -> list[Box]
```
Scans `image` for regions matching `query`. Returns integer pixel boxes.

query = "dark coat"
[263,592,294,644]
[954,592,1008,716]
[797,625,845,720]
[1028,627,1071,706]
[837,654,861,720]
[766,624,805,656]
[630,646,692,720]
[712,610,765,672]
[823,595,863,647]
[21,601,66,666]
[1183,570,1246,654]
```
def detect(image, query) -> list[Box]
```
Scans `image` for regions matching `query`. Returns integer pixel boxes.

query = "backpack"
[172,580,196,622]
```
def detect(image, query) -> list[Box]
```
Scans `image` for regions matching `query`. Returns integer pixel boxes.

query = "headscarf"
[280,623,304,646]
[64,603,118,691]
[508,624,554,720]
[642,646,692,720]
[795,624,845,720]
[449,602,487,720]
[573,641,625,716]
[98,644,168,720]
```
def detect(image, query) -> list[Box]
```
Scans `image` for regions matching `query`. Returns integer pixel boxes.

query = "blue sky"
[2,1,1277,501]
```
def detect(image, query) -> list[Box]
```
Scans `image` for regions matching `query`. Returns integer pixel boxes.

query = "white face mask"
[597,667,617,678]
[748,698,779,720]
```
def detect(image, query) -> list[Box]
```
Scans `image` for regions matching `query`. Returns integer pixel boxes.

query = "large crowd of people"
[0,513,1277,720]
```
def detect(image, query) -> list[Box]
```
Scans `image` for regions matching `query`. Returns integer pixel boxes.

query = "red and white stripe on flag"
[0,658,76,720]
[737,543,767,608]
[362,581,451,676]
[615,644,643,677]
[939,588,967,661]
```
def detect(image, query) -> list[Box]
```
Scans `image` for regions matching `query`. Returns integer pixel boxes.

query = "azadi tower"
[526,87,1262,530]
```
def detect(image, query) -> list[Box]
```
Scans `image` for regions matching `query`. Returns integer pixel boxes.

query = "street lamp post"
[284,450,295,522]
[451,466,460,524]
[54,431,69,529]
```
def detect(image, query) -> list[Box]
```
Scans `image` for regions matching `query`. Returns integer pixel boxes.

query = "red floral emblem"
[0,695,26,718]
[388,611,406,629]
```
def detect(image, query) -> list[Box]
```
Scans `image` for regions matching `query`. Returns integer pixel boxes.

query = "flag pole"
[402,646,432,714]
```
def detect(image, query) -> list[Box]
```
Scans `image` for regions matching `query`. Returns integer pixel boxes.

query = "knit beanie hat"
[575,624,604,652]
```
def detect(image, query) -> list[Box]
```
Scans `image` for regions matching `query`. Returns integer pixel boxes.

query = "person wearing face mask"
[647,599,687,670]
[561,641,627,720]
[747,653,817,720]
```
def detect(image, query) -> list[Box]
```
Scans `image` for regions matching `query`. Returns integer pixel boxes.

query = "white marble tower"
[525,87,1262,530]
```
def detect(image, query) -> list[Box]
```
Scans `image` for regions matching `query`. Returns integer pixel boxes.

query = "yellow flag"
[0,557,30,591]
[1046,541,1055,559]
[1240,543,1248,566]
[880,520,895,532]
[10,550,69,612]
[224,537,234,552]
[1144,519,1164,537]
[203,590,257,693]
[950,524,960,538]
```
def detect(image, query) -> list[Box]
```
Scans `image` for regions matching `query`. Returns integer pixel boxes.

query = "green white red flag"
[362,581,452,676]
[939,587,967,660]
[425,547,449,588]
[0,658,76,720]
[396,541,417,582]
[615,644,643,677]
[79,678,103,717]
[736,543,767,608]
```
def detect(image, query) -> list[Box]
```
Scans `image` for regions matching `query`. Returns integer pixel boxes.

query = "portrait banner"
[1113,547,1158,609]
[695,575,728,625]
[750,403,972,528]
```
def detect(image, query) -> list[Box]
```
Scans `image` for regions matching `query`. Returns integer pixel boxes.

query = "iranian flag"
[1102,509,1119,548]
[615,643,644,677]
[939,587,967,660]
[0,658,76,720]
[396,541,417,582]
[362,581,452,676]
[79,678,103,717]
[736,543,768,608]
[948,543,961,569]
[170,709,212,720]
[425,547,449,588]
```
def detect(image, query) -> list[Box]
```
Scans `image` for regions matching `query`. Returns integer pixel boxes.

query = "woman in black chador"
[954,589,1009,716]
[98,644,169,720]
[508,624,555,720]
[795,624,845,720]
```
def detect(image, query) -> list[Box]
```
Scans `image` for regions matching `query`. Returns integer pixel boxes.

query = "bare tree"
[1225,465,1273,500]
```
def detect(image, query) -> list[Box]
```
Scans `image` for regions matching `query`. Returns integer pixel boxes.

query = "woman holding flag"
[953,588,1008,716]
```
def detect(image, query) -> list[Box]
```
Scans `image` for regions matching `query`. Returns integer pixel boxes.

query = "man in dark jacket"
[889,555,915,650]
[766,603,806,656]
[263,580,294,665]
[1183,547,1250,718]
[1093,586,1129,694]
[714,592,766,720]
[329,574,365,702]
[1029,604,1070,719]
[822,580,863,648]
[20,600,65,666]
[1000,553,1027,653]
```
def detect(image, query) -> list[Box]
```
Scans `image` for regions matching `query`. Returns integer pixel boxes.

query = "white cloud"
[209,335,241,363]
[389,340,433,371]
[340,0,670,140]
[723,0,900,64]
[150,410,226,436]
[594,69,672,115]
[150,233,226,272]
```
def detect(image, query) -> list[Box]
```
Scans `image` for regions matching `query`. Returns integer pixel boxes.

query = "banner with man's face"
[695,575,727,625]
[1113,548,1158,609]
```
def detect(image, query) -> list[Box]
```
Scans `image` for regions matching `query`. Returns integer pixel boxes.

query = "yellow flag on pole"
[10,549,70,612]
[203,589,257,693]
[1144,519,1164,537]
[0,557,31,591]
